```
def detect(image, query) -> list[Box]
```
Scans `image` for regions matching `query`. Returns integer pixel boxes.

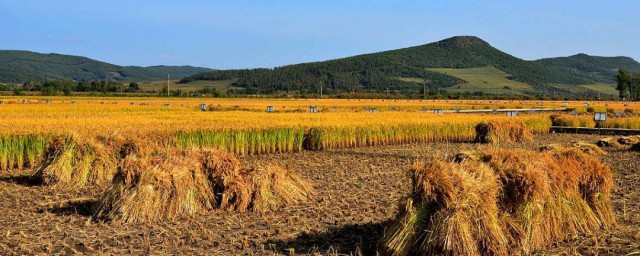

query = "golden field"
[0,96,637,169]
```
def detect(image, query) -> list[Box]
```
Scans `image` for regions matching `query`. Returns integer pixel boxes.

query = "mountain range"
[180,36,639,96]
[2,36,639,97]
[0,50,211,83]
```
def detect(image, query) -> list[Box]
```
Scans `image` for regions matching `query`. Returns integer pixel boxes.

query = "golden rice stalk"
[379,160,506,256]
[93,151,216,222]
[244,164,314,213]
[383,147,616,255]
[32,134,117,189]
[218,175,253,212]
[474,120,532,144]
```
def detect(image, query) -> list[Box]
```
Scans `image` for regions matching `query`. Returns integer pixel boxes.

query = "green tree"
[631,73,640,100]
[127,82,140,92]
[615,68,631,99]
[13,87,23,96]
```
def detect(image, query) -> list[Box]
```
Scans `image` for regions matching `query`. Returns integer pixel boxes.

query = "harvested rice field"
[0,133,639,255]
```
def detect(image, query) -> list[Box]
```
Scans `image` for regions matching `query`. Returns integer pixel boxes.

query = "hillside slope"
[0,50,211,83]
[182,36,593,95]
[535,53,640,84]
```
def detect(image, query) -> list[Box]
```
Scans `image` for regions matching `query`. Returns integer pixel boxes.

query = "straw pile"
[596,137,623,149]
[618,135,640,145]
[245,164,314,213]
[379,146,615,255]
[571,141,607,156]
[93,150,215,222]
[93,145,313,222]
[475,120,532,144]
[32,134,117,189]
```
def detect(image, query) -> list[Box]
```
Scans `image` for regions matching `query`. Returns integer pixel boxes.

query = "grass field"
[426,66,534,95]
[579,83,619,95]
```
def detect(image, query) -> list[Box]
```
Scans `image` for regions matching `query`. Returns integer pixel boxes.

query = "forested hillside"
[181,36,594,95]
[0,50,211,83]
[536,53,640,84]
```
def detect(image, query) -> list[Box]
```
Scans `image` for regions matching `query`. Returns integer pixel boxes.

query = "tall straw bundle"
[93,151,216,222]
[200,150,253,211]
[245,164,314,213]
[32,134,117,189]
[559,149,616,227]
[379,161,506,256]
[474,120,532,144]
[380,146,615,255]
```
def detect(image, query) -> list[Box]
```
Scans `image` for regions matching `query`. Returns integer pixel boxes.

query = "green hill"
[427,66,534,95]
[182,36,595,96]
[535,53,640,84]
[0,50,211,83]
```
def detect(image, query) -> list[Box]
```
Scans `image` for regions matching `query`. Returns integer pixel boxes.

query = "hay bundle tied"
[32,134,117,188]
[474,120,532,144]
[244,164,314,213]
[379,161,506,256]
[380,146,615,255]
[94,147,313,222]
[93,151,215,222]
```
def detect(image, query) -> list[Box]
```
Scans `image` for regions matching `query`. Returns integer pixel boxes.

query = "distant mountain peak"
[436,36,489,48]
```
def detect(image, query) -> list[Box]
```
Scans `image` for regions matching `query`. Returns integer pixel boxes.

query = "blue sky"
[1,0,638,69]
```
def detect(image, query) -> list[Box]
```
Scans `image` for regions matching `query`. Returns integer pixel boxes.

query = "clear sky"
[1,0,638,69]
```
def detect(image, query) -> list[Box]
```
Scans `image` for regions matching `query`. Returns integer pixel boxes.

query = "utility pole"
[167,74,170,97]
[320,82,323,98]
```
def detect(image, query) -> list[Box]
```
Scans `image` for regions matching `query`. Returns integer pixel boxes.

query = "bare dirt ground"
[0,134,638,255]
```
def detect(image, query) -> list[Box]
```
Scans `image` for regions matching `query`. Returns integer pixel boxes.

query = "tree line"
[615,68,640,100]
[18,80,141,95]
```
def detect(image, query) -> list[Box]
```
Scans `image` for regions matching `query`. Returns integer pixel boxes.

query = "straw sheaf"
[380,145,615,255]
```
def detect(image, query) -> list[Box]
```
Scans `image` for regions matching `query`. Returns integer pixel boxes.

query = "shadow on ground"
[0,174,41,186]
[266,220,392,255]
[38,199,96,217]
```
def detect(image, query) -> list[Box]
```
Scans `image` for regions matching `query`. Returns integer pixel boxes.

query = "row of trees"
[20,80,141,95]
[615,69,640,100]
